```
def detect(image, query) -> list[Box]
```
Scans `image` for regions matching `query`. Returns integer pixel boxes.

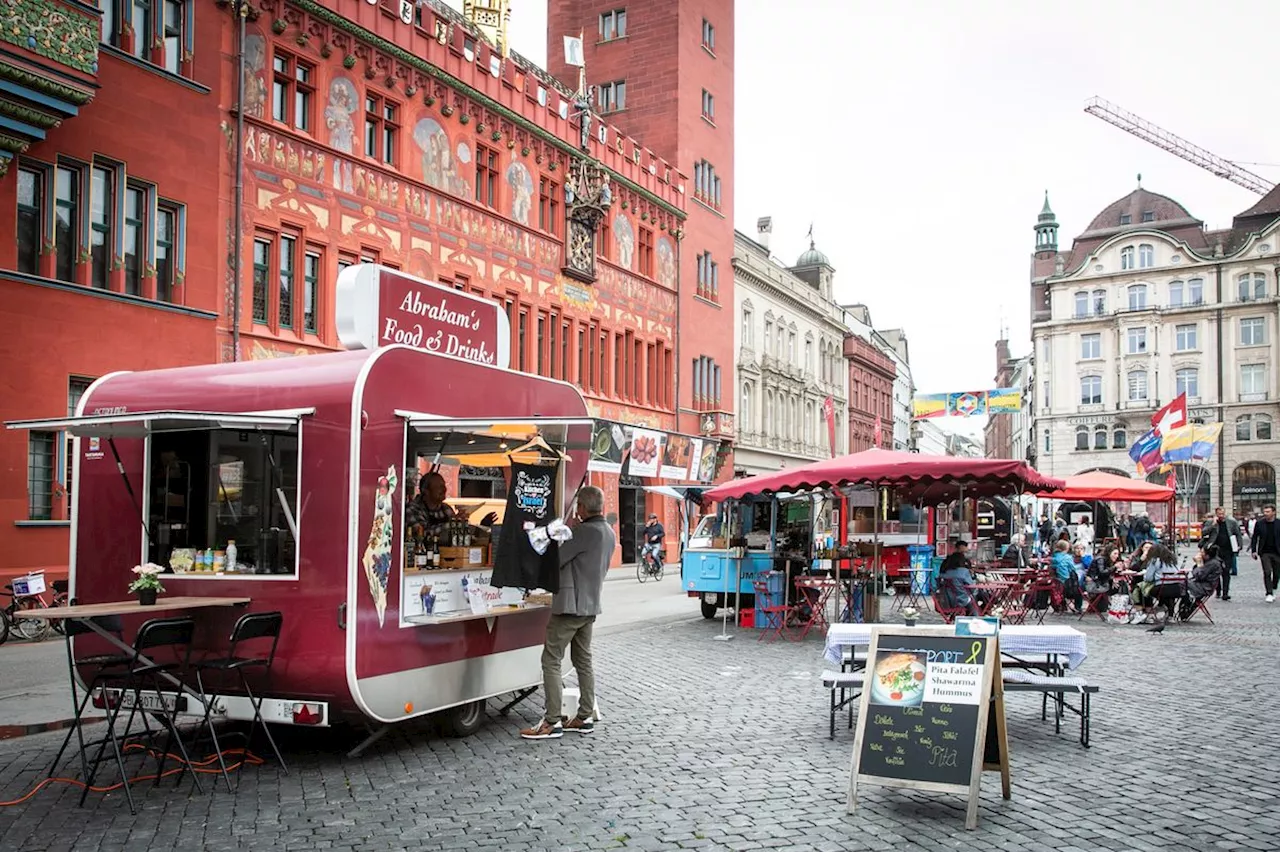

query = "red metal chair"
[751,578,793,643]
[930,589,968,624]
[792,577,835,640]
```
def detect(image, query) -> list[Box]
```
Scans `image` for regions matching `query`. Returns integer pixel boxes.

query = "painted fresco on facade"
[613,212,634,269]
[242,32,267,119]
[413,116,469,197]
[657,236,676,288]
[324,76,359,154]
[506,160,534,225]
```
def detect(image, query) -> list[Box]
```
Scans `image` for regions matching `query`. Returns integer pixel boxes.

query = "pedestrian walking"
[1249,504,1280,603]
[1117,513,1132,553]
[1201,507,1243,601]
[520,485,617,740]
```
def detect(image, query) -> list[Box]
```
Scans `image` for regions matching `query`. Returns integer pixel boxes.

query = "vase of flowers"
[902,606,919,627]
[129,563,165,605]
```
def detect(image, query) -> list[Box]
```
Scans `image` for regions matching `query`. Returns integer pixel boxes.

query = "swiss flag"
[1151,393,1188,436]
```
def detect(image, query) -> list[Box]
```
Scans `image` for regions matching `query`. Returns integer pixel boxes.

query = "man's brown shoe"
[519,720,562,739]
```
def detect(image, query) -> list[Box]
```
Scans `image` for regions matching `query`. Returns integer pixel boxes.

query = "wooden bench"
[821,670,864,739]
[1002,669,1099,748]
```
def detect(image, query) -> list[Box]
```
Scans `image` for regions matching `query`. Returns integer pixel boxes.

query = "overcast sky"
[449,0,1279,434]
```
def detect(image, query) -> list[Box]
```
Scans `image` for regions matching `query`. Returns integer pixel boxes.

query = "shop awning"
[4,408,314,439]
[704,448,1064,503]
[1033,470,1174,502]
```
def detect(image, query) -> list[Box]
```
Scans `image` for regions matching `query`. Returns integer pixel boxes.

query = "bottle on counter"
[226,540,237,573]
[414,533,428,569]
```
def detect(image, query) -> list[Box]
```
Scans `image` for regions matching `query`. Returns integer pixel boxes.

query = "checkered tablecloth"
[823,623,1089,670]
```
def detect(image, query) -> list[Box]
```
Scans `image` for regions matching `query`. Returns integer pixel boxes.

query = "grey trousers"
[542,614,595,723]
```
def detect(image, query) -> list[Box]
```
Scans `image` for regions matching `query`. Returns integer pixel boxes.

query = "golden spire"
[463,0,512,58]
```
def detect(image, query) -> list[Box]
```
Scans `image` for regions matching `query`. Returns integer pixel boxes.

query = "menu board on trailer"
[847,625,1010,829]
[660,434,693,480]
[588,421,628,474]
[627,427,663,478]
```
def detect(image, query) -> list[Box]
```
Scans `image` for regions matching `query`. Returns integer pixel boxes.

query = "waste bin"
[754,571,786,630]
[907,545,934,595]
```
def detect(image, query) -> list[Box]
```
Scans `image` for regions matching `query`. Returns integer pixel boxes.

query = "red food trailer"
[6,265,592,749]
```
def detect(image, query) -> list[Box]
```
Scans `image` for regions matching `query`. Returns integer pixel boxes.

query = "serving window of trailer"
[7,410,308,579]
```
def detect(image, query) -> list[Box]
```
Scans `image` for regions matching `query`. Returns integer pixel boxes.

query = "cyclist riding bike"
[641,514,666,574]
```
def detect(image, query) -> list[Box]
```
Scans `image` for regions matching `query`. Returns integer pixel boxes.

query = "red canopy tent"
[704,448,1064,503]
[1033,470,1173,502]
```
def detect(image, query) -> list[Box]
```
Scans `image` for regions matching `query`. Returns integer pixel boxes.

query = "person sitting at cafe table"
[1051,540,1082,614]
[406,471,499,531]
[1003,533,1032,570]
[1086,545,1122,611]
[1179,544,1222,620]
[938,539,983,616]
[1132,542,1181,617]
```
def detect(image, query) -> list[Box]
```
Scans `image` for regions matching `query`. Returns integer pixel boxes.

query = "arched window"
[1080,375,1102,405]
[764,391,774,435]
[1093,426,1107,450]
[1127,283,1147,310]
[1044,429,1051,453]
[1074,291,1089,318]
[1075,426,1089,450]
[1258,414,1273,441]
[1092,288,1107,315]
[1120,246,1135,270]
[1187,278,1204,304]
[1176,368,1199,398]
[1138,244,1154,268]
[1127,370,1148,401]
[1168,280,1184,307]
[1113,428,1127,449]
[742,382,753,430]
[1237,414,1252,442]
[1233,461,1276,516]
[1238,272,1267,302]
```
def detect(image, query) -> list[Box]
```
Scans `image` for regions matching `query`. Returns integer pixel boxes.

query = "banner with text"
[913,388,1023,419]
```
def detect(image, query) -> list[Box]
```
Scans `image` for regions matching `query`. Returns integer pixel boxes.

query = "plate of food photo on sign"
[660,434,692,479]
[627,427,663,478]
[869,650,927,707]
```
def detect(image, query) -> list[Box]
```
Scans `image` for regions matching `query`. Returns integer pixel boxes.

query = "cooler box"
[907,545,934,595]
[739,608,755,628]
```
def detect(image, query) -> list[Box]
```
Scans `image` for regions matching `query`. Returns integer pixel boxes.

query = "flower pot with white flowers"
[129,563,166,606]
[902,606,919,627]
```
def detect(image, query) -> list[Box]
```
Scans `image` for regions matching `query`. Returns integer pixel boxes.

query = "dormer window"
[1142,210,1155,222]
[1119,213,1132,225]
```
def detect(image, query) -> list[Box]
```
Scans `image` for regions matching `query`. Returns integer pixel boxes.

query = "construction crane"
[1084,96,1275,196]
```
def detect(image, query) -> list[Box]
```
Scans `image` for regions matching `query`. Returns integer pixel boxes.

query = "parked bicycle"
[0,573,66,644]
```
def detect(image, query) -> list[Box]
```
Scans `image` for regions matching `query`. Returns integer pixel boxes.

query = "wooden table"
[19,596,251,621]
[39,596,251,813]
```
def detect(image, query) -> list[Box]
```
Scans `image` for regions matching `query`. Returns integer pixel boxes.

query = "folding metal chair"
[48,614,133,805]
[194,611,288,790]
[82,617,202,809]
[792,578,834,640]
[751,578,793,643]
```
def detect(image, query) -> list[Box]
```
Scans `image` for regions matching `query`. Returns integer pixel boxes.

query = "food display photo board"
[847,625,1010,829]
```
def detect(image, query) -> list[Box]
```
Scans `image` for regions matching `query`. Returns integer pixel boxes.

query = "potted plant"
[902,606,919,627]
[129,563,166,606]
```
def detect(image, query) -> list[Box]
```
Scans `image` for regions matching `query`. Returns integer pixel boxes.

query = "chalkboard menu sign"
[847,626,1009,829]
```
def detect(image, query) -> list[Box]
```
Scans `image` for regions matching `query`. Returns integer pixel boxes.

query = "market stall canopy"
[702,448,1064,503]
[1033,470,1173,502]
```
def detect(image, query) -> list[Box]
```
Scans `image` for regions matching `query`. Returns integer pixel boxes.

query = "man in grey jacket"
[1201,507,1243,600]
[521,485,617,740]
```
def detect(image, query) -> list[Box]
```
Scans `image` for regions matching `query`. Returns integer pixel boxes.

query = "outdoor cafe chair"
[48,613,133,794]
[750,578,793,643]
[82,616,202,810]
[930,589,969,624]
[194,610,288,790]
[792,577,835,640]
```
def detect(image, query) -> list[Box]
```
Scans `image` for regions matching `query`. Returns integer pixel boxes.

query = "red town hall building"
[0,0,735,578]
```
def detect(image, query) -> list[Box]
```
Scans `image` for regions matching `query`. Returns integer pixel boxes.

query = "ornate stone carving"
[0,0,100,75]
[562,155,613,283]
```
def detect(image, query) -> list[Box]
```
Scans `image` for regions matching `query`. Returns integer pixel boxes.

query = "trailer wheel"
[437,700,486,738]
[700,599,718,619]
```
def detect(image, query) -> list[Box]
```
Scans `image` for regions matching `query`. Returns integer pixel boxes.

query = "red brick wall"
[547,0,736,475]
[0,3,225,573]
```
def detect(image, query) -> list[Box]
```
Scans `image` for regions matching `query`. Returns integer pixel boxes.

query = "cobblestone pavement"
[0,567,1277,851]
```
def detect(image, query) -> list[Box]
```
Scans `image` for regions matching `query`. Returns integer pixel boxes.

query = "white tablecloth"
[823,623,1089,671]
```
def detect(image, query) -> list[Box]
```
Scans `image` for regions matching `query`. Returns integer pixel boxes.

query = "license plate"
[117,690,188,714]
[705,593,718,605]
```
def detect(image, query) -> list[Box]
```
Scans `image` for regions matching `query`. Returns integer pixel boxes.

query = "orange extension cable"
[0,744,265,806]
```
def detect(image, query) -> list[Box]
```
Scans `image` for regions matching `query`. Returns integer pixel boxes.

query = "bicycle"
[1,574,61,642]
[636,545,665,583]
